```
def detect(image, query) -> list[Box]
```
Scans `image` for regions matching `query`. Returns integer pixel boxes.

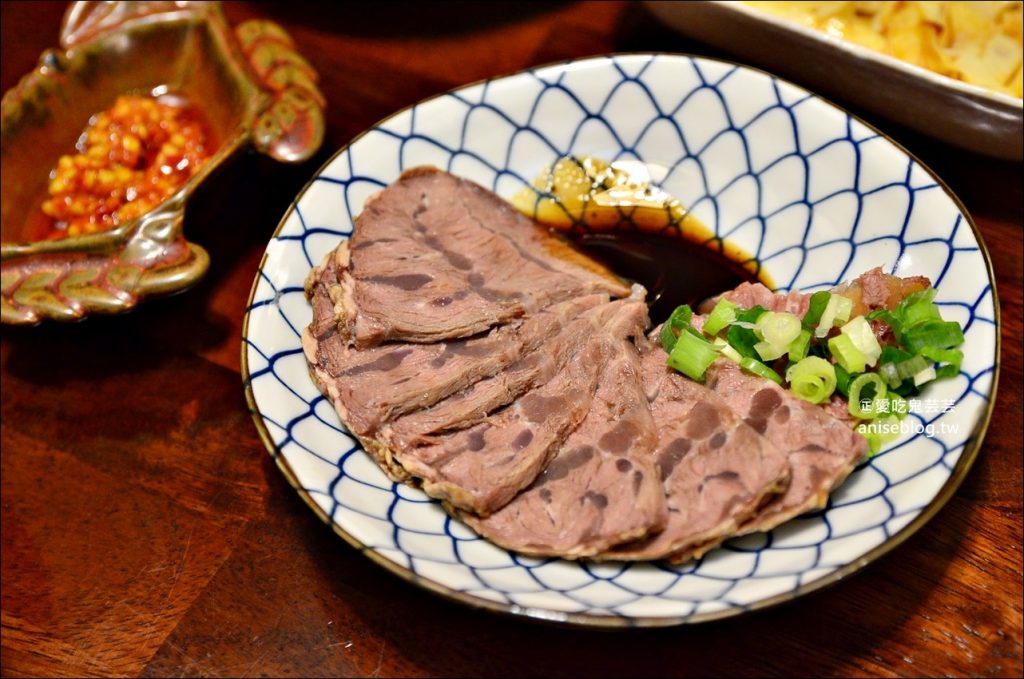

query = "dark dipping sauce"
[569,233,768,321]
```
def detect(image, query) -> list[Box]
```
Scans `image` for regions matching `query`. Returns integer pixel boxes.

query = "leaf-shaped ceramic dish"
[0,0,325,325]
[243,54,998,627]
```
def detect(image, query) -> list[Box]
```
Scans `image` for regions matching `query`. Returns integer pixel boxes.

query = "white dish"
[242,54,999,626]
[644,1,1024,160]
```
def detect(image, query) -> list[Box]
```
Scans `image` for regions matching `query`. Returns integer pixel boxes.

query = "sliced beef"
[704,359,868,534]
[305,245,343,341]
[303,293,608,437]
[461,332,667,558]
[393,299,649,516]
[832,266,930,317]
[602,345,790,561]
[381,290,644,448]
[706,268,930,318]
[715,282,811,316]
[336,167,629,347]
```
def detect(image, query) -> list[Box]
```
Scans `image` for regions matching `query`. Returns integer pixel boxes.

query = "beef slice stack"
[302,166,875,563]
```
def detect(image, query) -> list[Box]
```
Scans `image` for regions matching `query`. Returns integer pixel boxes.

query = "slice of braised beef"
[303,294,608,437]
[600,345,790,562]
[336,167,629,347]
[705,359,868,534]
[393,299,649,516]
[382,294,640,448]
[461,332,667,558]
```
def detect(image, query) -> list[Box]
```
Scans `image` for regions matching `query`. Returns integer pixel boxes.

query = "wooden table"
[2,2,1021,677]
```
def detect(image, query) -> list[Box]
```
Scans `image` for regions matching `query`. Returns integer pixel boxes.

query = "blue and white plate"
[242,54,998,627]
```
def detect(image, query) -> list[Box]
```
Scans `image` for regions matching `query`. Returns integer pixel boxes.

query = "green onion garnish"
[894,354,931,380]
[756,311,802,346]
[867,308,903,341]
[666,329,720,381]
[726,305,767,360]
[897,287,938,314]
[815,294,853,338]
[902,320,964,353]
[754,340,787,361]
[848,372,887,419]
[787,329,813,362]
[659,280,963,426]
[834,363,852,397]
[839,315,882,366]
[702,298,739,336]
[786,356,837,404]
[712,336,743,363]
[856,415,902,456]
[828,333,867,373]
[900,298,942,328]
[920,346,963,379]
[878,361,902,389]
[739,356,783,385]
[803,291,832,330]
[660,304,694,352]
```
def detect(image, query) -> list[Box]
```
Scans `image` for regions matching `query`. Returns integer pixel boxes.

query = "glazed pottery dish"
[1,1,324,325]
[243,54,998,626]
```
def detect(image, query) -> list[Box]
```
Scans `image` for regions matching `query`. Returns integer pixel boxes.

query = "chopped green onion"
[739,356,783,384]
[726,305,767,360]
[753,310,802,361]
[754,340,787,361]
[703,299,739,336]
[756,311,802,346]
[897,288,937,314]
[712,336,743,363]
[815,294,853,338]
[848,373,887,419]
[803,291,832,330]
[902,320,964,353]
[834,363,852,397]
[666,329,720,381]
[834,295,854,324]
[895,354,931,380]
[913,365,936,386]
[920,346,963,378]
[878,361,902,389]
[901,299,942,328]
[856,415,902,456]
[840,316,882,366]
[660,305,694,352]
[880,344,913,365]
[736,305,769,323]
[867,308,903,341]
[788,329,813,362]
[786,356,837,404]
[828,333,867,373]
[891,379,916,398]
[660,323,678,353]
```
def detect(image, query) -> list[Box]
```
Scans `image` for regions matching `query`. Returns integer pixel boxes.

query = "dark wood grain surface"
[2,2,1021,677]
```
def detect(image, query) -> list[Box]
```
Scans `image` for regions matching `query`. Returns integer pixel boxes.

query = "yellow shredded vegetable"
[742,1,1024,98]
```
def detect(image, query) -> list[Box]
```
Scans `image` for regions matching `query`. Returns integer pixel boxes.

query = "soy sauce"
[569,232,767,321]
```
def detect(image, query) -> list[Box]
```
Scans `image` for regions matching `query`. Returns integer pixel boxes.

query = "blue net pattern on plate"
[243,55,995,623]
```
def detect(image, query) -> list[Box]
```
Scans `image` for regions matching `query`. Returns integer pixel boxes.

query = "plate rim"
[240,51,1001,628]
